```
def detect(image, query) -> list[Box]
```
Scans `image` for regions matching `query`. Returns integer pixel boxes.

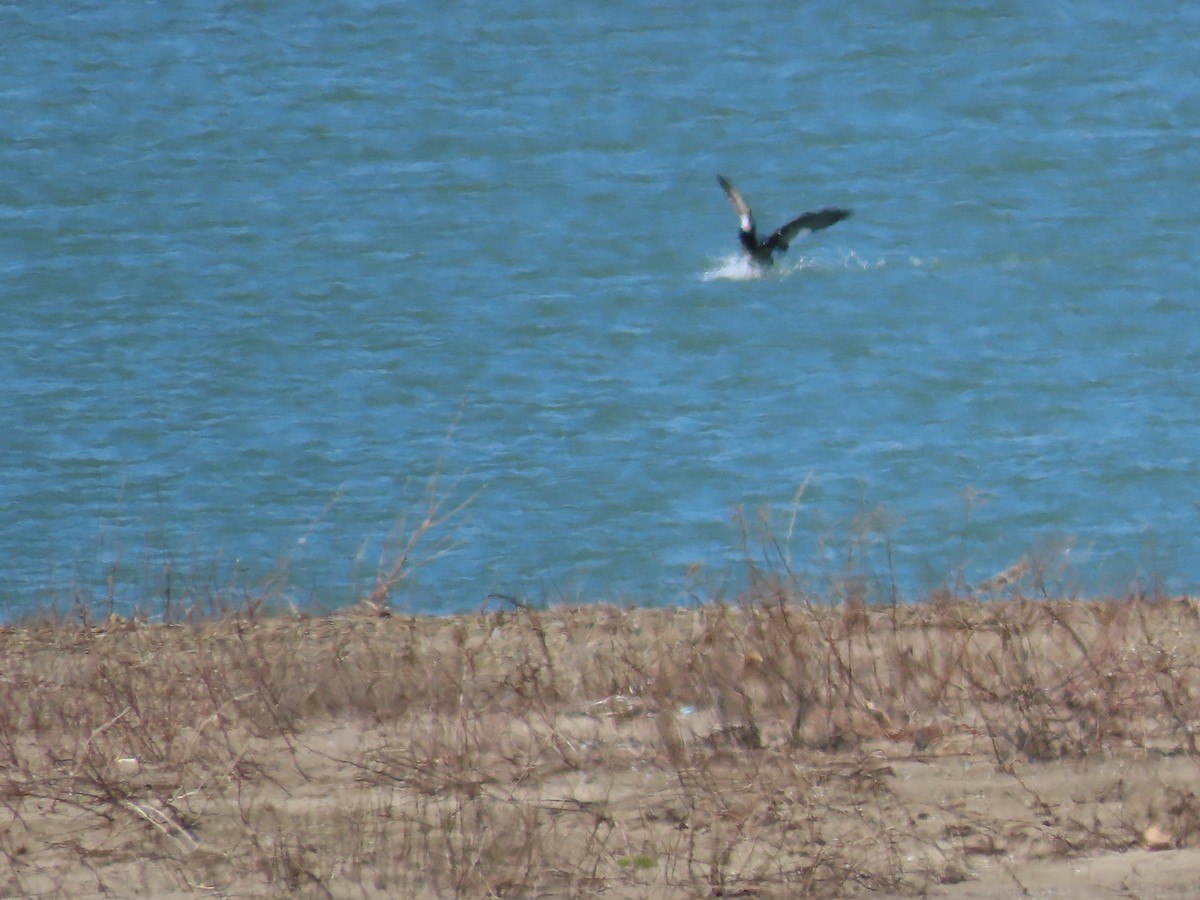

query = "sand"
[3,595,1200,897]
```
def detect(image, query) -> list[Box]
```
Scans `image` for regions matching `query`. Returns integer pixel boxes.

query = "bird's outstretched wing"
[717,175,755,233]
[767,207,852,252]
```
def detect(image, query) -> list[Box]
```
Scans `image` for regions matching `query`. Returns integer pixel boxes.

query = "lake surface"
[4,2,1200,618]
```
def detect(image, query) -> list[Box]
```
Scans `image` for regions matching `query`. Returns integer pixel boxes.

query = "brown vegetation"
[4,587,1200,897]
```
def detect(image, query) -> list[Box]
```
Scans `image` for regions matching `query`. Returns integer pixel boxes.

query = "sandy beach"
[4,594,1200,897]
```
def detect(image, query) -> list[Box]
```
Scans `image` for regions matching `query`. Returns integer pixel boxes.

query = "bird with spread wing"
[717,175,851,267]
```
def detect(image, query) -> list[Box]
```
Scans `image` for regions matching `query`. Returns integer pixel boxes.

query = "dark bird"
[717,176,851,266]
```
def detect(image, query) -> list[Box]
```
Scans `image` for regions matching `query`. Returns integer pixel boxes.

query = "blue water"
[4,2,1200,618]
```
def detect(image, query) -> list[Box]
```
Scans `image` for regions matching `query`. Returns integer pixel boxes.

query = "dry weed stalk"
[363,417,480,612]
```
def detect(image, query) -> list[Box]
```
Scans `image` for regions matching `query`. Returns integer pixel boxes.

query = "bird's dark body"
[739,229,771,263]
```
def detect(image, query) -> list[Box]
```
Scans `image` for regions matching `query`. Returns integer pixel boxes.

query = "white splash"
[702,253,843,281]
[703,250,929,281]
[702,254,765,281]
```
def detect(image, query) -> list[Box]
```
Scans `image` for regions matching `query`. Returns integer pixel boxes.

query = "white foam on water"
[702,254,764,281]
[704,249,912,281]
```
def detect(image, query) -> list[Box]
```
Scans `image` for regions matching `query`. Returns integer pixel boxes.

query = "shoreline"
[4,595,1200,897]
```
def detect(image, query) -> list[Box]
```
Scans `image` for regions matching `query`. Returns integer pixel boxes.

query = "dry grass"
[4,584,1200,897]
